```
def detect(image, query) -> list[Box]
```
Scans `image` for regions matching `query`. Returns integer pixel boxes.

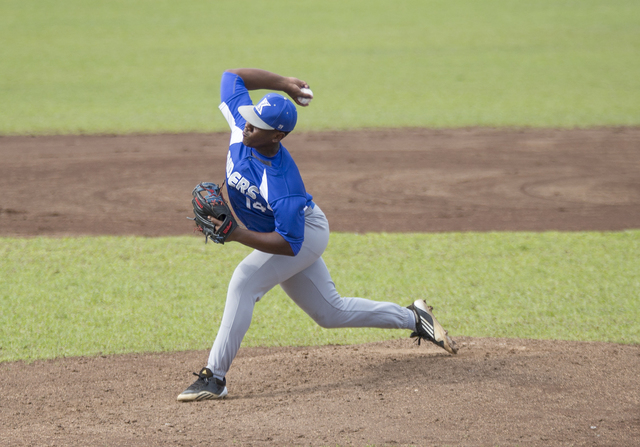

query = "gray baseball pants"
[207,205,416,380]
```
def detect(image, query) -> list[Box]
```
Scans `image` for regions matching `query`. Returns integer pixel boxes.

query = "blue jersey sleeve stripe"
[219,102,244,145]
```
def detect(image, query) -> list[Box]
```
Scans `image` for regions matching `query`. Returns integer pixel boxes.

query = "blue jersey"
[218,72,314,256]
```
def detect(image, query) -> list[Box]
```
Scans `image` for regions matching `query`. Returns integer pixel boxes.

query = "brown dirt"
[1,128,639,446]
[2,128,639,236]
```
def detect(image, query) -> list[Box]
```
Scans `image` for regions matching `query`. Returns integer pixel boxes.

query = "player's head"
[238,93,298,134]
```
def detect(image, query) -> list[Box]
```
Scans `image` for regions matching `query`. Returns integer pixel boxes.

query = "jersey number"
[246,197,267,213]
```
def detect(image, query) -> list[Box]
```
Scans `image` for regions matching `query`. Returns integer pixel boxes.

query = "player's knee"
[227,284,263,306]
[313,316,334,328]
[311,312,343,329]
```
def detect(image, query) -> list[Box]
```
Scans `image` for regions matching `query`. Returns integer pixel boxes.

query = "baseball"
[298,88,313,105]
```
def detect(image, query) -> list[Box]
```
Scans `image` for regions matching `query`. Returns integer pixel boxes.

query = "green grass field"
[1,232,638,362]
[1,0,639,134]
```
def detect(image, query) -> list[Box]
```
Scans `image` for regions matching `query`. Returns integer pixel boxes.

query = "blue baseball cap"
[238,93,298,133]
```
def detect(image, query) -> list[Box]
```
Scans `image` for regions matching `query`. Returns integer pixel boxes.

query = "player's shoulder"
[221,70,243,87]
[220,71,250,107]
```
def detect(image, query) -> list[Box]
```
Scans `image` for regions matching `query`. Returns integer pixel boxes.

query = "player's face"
[242,122,284,151]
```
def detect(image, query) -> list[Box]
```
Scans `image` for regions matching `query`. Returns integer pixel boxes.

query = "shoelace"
[192,371,209,384]
[411,332,428,346]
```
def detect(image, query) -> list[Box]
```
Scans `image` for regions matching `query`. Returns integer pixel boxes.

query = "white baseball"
[298,88,313,105]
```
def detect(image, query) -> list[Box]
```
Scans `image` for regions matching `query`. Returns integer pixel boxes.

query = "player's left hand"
[207,216,239,242]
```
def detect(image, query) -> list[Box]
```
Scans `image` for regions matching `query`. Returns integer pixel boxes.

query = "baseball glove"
[190,182,238,244]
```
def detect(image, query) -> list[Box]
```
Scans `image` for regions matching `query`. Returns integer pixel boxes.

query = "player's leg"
[279,206,457,353]
[177,247,316,401]
[204,245,322,380]
[280,259,457,354]
[178,207,330,401]
[280,256,416,330]
[177,249,279,401]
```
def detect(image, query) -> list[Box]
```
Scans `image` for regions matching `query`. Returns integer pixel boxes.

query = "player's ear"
[272,131,287,143]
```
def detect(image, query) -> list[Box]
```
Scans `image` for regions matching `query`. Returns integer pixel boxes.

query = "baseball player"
[177,68,458,402]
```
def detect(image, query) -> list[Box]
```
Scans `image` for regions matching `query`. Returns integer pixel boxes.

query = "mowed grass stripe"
[1,231,638,362]
[1,0,639,134]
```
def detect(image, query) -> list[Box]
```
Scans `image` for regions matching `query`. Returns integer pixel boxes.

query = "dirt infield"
[1,128,639,446]
[1,128,639,236]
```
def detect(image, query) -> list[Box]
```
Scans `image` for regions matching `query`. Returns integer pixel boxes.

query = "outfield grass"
[1,0,639,134]
[1,231,638,362]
